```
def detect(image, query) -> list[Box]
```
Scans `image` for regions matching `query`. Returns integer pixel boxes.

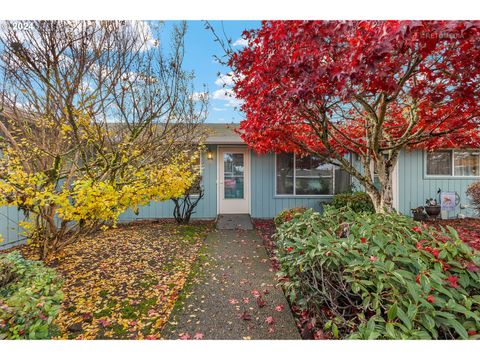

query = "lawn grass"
[10,220,213,339]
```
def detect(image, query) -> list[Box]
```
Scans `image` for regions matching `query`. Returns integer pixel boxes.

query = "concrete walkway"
[162,227,300,340]
[216,214,254,230]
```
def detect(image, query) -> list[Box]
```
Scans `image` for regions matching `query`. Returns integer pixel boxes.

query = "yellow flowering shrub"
[55,163,195,226]
[0,108,201,259]
[0,154,195,232]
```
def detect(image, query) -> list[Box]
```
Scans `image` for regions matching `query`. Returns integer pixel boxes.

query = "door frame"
[216,146,251,215]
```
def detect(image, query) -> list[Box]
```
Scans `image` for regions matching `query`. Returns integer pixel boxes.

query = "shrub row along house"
[3,123,477,248]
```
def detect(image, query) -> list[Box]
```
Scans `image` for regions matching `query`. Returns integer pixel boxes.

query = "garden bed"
[425,218,480,250]
[255,212,480,340]
[4,220,213,339]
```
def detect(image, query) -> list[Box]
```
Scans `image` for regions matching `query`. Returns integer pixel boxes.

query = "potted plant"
[411,206,427,221]
[425,198,441,219]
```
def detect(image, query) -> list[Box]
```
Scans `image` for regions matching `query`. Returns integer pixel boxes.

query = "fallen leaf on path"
[265,316,275,325]
[179,333,191,340]
[251,290,261,298]
[256,297,266,308]
[240,311,252,321]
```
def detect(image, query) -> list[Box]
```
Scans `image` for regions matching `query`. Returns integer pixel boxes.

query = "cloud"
[232,38,249,47]
[212,88,234,100]
[191,91,208,101]
[214,73,235,87]
[212,88,242,108]
[212,72,244,108]
[130,20,159,52]
[213,107,226,112]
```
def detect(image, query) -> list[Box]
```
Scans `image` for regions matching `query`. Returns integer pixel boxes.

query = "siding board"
[398,150,478,217]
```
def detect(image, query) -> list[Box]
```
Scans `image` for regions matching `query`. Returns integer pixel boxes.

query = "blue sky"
[166,20,261,124]
[0,20,259,124]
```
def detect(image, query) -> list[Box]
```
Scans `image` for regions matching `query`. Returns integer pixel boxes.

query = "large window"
[426,150,480,177]
[275,153,350,196]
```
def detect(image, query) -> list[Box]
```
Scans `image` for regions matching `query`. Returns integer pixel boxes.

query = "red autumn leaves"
[179,332,204,340]
[412,226,423,234]
[414,227,462,290]
[428,219,480,251]
[227,288,284,335]
[446,275,460,289]
[230,21,480,158]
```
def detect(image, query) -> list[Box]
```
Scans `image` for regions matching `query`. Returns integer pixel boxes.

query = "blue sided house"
[1,123,479,247]
[118,123,479,221]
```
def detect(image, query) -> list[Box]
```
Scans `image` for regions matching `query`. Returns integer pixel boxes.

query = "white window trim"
[424,149,480,178]
[274,153,337,198]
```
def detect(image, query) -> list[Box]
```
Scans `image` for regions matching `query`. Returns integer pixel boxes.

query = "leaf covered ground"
[8,220,213,339]
[425,218,480,250]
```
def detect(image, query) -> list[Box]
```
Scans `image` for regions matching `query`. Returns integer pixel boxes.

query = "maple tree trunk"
[364,168,394,214]
[371,187,394,214]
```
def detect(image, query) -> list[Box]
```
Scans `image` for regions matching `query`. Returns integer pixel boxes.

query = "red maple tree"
[229,21,480,212]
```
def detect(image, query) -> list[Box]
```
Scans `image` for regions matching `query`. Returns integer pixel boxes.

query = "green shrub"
[274,207,308,227]
[331,192,375,213]
[275,206,480,339]
[0,251,63,339]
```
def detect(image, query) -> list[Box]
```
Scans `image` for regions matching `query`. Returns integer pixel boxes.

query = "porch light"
[207,151,213,160]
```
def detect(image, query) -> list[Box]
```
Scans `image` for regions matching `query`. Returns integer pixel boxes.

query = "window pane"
[295,156,334,177]
[295,156,333,195]
[224,153,244,199]
[454,151,480,176]
[334,167,351,193]
[296,177,333,195]
[426,151,452,176]
[276,153,294,194]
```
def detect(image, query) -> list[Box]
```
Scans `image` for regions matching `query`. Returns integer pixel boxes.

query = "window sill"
[424,175,480,180]
[274,195,334,199]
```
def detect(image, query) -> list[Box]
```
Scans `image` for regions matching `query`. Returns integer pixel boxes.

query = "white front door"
[218,147,250,214]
